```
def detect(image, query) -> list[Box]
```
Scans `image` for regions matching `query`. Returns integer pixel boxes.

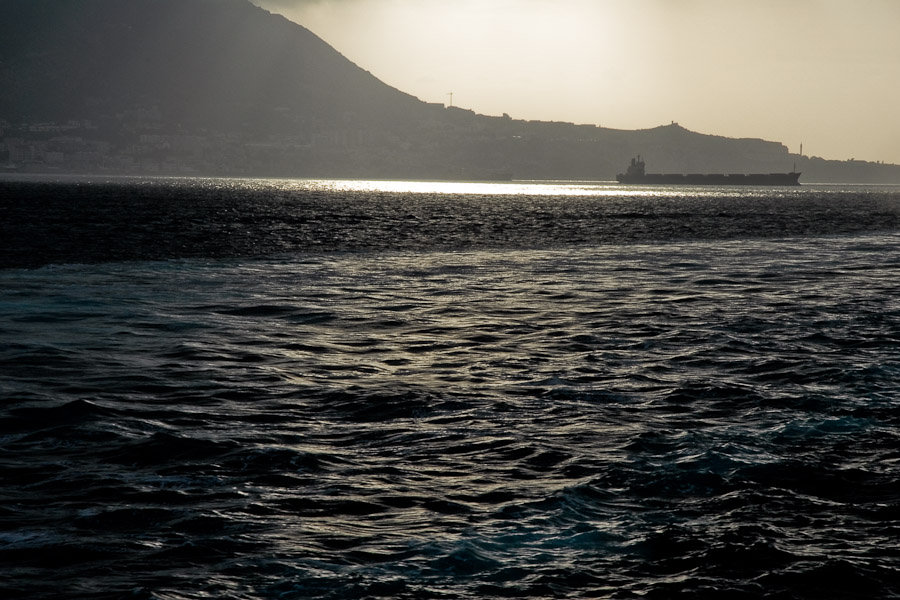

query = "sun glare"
[227,178,690,199]
[255,0,900,164]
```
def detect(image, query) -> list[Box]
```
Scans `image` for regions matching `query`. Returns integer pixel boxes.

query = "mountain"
[2,0,898,182]
[0,0,432,130]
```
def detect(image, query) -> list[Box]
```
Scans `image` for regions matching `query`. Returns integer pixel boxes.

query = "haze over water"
[1,177,899,599]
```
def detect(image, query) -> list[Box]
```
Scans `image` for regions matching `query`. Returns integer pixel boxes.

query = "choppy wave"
[2,178,899,269]
[1,180,899,599]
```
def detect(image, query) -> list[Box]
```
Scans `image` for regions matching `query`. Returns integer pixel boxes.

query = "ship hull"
[616,172,801,186]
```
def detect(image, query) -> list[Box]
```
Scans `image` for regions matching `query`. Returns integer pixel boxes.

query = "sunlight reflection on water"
[209,177,849,200]
[261,178,651,196]
[6,172,896,199]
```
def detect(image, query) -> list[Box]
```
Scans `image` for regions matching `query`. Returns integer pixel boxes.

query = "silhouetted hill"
[2,0,898,182]
[0,0,431,130]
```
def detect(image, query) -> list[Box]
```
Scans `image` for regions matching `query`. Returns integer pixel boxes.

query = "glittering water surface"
[1,178,899,599]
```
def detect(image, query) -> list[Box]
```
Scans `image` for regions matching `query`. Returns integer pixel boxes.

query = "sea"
[1,176,899,599]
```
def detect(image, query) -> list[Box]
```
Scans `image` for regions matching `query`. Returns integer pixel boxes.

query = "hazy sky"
[252,0,900,164]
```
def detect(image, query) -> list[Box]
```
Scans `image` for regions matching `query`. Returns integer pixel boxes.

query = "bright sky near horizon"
[252,0,900,164]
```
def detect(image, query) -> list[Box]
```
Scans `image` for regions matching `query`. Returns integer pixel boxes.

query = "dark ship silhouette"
[616,156,801,186]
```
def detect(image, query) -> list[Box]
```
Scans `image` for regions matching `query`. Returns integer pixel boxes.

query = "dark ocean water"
[1,177,899,599]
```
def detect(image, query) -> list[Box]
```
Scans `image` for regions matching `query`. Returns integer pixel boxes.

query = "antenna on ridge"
[447,92,454,107]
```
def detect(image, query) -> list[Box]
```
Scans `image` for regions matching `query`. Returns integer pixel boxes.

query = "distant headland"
[1,0,898,183]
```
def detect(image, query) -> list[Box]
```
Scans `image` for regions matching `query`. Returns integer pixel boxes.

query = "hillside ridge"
[1,0,897,182]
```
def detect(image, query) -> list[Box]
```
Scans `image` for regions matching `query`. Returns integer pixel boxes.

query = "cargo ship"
[616,156,801,186]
